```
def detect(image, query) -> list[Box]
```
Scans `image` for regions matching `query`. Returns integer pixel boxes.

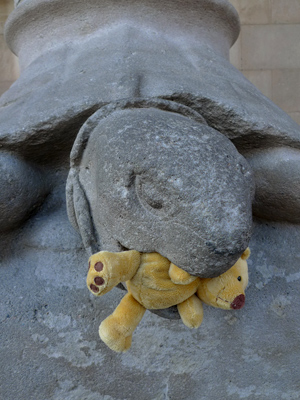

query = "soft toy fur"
[87,249,250,352]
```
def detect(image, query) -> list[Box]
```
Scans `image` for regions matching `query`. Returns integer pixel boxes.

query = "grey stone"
[0,152,49,232]
[1,5,300,225]
[1,23,300,153]
[0,0,300,399]
[246,147,300,223]
[1,205,300,399]
[67,102,254,277]
[6,0,240,70]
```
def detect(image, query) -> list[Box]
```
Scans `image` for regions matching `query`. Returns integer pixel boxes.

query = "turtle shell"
[1,25,300,161]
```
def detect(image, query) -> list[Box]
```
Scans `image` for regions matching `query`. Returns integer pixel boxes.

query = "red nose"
[231,294,245,309]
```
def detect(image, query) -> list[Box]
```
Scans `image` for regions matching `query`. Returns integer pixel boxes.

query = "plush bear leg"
[87,250,141,296]
[177,295,204,329]
[99,292,146,352]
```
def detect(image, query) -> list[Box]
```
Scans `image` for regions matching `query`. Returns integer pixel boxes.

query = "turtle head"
[68,104,254,278]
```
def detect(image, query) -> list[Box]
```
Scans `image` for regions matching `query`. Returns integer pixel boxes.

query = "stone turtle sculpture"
[1,5,300,238]
[66,99,254,279]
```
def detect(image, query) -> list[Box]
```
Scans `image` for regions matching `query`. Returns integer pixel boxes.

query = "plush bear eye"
[237,276,242,281]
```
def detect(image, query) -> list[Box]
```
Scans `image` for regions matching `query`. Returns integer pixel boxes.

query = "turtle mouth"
[117,241,130,252]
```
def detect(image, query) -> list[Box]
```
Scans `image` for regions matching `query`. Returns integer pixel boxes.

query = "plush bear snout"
[230,294,245,309]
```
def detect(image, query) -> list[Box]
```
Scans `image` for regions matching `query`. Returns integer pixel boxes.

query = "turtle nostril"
[231,294,245,309]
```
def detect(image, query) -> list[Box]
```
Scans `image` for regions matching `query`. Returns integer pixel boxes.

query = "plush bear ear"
[241,247,250,260]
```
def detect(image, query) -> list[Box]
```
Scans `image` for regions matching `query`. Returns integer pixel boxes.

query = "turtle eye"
[136,178,165,211]
[237,276,242,281]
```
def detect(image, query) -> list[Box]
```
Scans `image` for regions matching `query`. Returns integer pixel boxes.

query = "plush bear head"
[196,248,250,310]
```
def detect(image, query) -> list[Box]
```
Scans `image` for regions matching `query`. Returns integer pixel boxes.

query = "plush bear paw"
[87,252,111,296]
[99,316,132,353]
[87,250,141,296]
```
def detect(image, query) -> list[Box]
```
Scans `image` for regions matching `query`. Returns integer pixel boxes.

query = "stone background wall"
[0,0,18,96]
[0,0,300,126]
[229,0,300,125]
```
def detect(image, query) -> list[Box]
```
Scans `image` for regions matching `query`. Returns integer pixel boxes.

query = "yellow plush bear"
[87,249,250,352]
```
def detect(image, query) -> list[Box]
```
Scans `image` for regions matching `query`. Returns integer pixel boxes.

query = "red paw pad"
[94,262,104,272]
[90,284,99,293]
[94,277,105,285]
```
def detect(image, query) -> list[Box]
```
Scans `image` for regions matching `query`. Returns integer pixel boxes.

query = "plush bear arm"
[177,295,204,328]
[168,263,198,285]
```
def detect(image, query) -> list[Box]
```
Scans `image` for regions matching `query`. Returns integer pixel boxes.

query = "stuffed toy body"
[87,249,250,352]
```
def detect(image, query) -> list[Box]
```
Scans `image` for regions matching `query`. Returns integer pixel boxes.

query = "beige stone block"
[0,0,14,34]
[228,0,240,14]
[0,35,19,81]
[0,0,14,16]
[289,112,300,125]
[230,34,242,70]
[272,0,300,24]
[272,69,300,113]
[239,0,271,24]
[0,80,13,96]
[0,14,8,35]
[242,70,272,99]
[241,25,300,70]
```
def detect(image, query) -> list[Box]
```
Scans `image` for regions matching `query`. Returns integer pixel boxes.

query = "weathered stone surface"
[6,0,240,70]
[0,152,49,232]
[1,23,300,222]
[1,23,300,154]
[1,18,300,228]
[0,0,300,399]
[247,147,300,223]
[1,196,300,399]
[68,103,254,277]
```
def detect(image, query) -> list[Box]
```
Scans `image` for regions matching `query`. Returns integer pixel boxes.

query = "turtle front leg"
[99,292,146,352]
[177,295,204,329]
[87,250,141,296]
